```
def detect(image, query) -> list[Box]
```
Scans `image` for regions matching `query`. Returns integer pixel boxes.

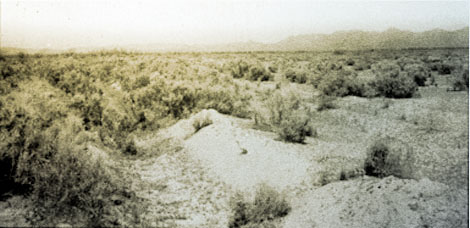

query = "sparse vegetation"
[364,137,415,179]
[316,95,336,111]
[451,68,469,91]
[0,47,467,227]
[193,114,213,132]
[229,184,291,228]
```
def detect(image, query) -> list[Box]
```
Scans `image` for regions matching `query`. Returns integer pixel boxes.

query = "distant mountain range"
[2,27,468,53]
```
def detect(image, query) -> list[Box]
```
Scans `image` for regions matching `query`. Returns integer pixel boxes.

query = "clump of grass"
[229,184,291,228]
[123,136,138,155]
[364,137,415,179]
[316,95,336,111]
[192,113,213,132]
[381,99,393,109]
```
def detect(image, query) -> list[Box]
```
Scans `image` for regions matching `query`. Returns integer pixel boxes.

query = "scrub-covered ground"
[0,48,467,227]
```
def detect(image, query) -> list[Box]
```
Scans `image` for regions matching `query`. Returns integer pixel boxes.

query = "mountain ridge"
[1,27,468,53]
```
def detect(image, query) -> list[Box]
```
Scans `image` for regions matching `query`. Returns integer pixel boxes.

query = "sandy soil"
[1,95,467,227]
[132,106,468,227]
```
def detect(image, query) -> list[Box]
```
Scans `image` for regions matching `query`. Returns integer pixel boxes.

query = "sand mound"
[182,109,314,193]
[152,109,467,227]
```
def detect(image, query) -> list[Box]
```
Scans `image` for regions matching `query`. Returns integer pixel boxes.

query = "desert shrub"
[197,82,252,118]
[284,68,308,84]
[316,95,336,111]
[333,50,345,55]
[162,83,198,118]
[317,70,362,97]
[0,61,15,79]
[248,65,272,81]
[133,74,151,89]
[403,63,430,86]
[0,79,144,226]
[345,58,355,66]
[450,69,469,91]
[228,184,291,228]
[429,61,455,75]
[371,62,418,98]
[268,65,278,73]
[31,119,143,227]
[314,61,343,74]
[437,63,454,75]
[193,113,213,132]
[353,59,372,71]
[122,136,138,155]
[276,111,314,143]
[254,90,314,143]
[364,137,415,179]
[0,61,20,95]
[230,61,250,79]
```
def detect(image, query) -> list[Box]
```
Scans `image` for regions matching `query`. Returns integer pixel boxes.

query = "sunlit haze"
[2,0,469,50]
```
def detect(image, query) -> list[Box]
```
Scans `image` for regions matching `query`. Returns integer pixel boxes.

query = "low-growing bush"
[284,68,308,84]
[268,65,278,73]
[193,113,213,132]
[429,61,455,75]
[228,184,291,228]
[450,69,469,91]
[248,65,272,81]
[230,61,251,79]
[371,62,418,98]
[316,95,336,111]
[0,79,145,226]
[317,70,363,97]
[403,63,430,86]
[345,58,355,66]
[228,61,272,82]
[254,90,315,143]
[364,137,415,179]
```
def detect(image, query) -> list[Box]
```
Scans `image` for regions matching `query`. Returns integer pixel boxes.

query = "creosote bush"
[229,61,272,82]
[0,79,145,226]
[403,63,430,86]
[254,89,315,143]
[451,68,469,91]
[317,70,361,97]
[364,137,415,179]
[229,184,291,228]
[284,68,308,84]
[371,61,418,98]
[316,95,337,111]
[248,65,272,82]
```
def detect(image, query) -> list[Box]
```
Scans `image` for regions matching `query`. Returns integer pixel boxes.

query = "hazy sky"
[2,0,469,49]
